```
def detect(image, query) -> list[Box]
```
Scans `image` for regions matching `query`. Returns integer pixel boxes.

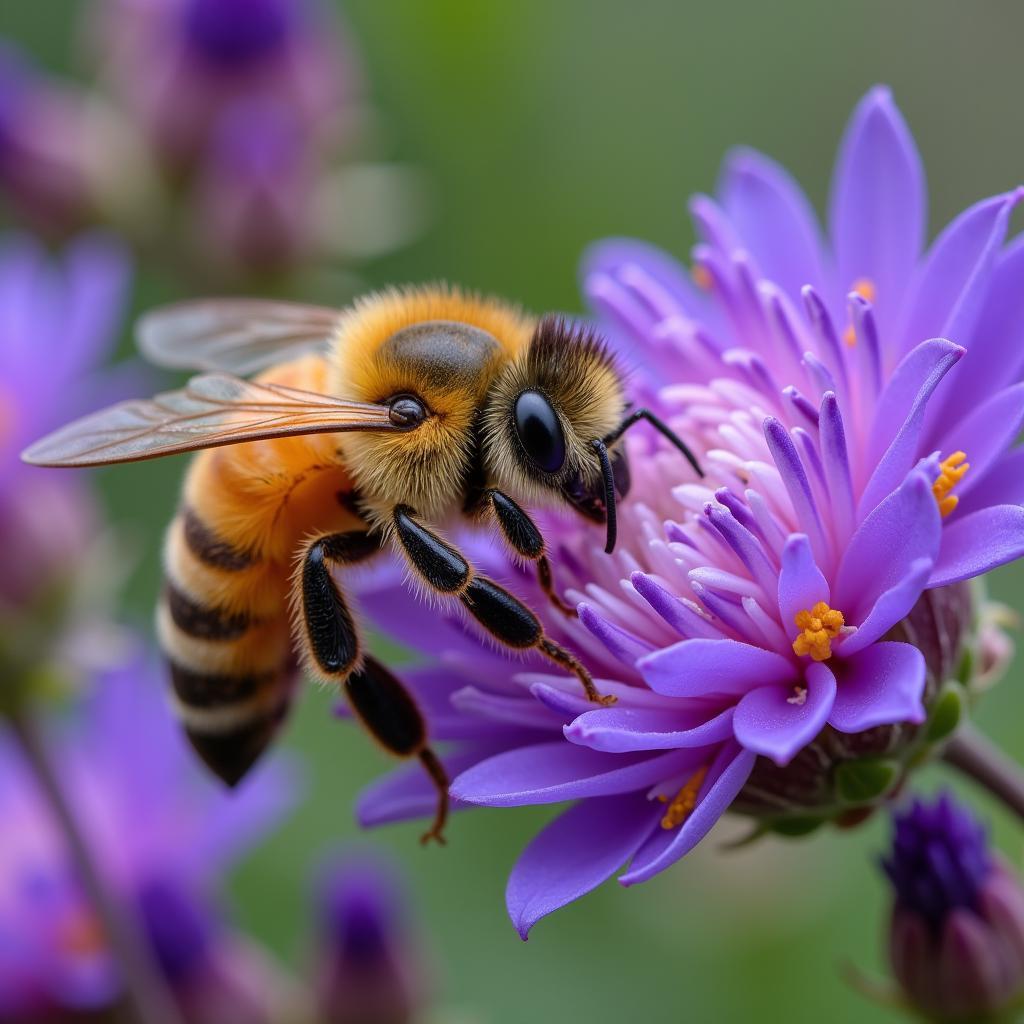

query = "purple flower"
[0,650,297,1019]
[352,88,1024,936]
[883,794,1024,1021]
[314,854,427,1024]
[93,0,358,169]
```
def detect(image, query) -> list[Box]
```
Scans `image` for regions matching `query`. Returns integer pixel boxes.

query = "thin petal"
[506,794,660,939]
[565,706,736,753]
[638,638,795,699]
[718,146,825,303]
[578,604,654,666]
[777,533,829,630]
[958,448,1024,516]
[828,642,926,733]
[836,470,941,622]
[900,190,1021,357]
[733,663,836,766]
[929,505,1024,587]
[829,87,925,336]
[619,744,756,885]
[839,557,933,656]
[450,742,700,807]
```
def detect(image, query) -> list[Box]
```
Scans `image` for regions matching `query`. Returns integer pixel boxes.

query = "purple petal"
[836,470,941,622]
[733,662,836,766]
[777,533,829,631]
[820,392,856,545]
[829,87,925,337]
[578,604,654,666]
[899,190,1021,357]
[631,571,723,640]
[565,706,736,753]
[638,638,795,699]
[619,744,756,885]
[958,448,1024,516]
[859,339,964,517]
[506,794,660,939]
[717,146,825,303]
[828,642,926,733]
[937,383,1024,500]
[839,557,933,656]
[929,505,1024,588]
[450,742,701,807]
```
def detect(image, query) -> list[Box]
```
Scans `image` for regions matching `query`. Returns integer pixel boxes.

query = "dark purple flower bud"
[884,794,1024,1022]
[315,856,426,1024]
[182,0,293,69]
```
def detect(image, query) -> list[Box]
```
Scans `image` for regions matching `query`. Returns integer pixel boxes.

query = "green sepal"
[835,758,900,805]
[767,816,825,838]
[925,683,964,744]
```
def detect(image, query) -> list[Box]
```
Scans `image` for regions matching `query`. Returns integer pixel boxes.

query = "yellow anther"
[659,766,709,830]
[843,279,876,347]
[933,451,969,518]
[691,264,713,291]
[792,600,845,662]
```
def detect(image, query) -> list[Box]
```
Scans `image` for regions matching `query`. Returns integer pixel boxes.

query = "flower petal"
[929,504,1024,588]
[449,742,700,807]
[565,706,736,753]
[733,663,836,766]
[777,533,829,630]
[638,638,795,699]
[958,448,1024,516]
[899,190,1021,357]
[828,642,926,733]
[839,557,933,656]
[836,470,941,622]
[619,743,756,885]
[829,87,925,336]
[506,794,660,939]
[718,147,825,303]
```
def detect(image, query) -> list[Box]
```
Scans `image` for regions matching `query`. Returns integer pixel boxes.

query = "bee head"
[481,316,630,546]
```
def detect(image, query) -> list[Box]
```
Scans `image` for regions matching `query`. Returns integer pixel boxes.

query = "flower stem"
[9,710,185,1024]
[942,722,1024,823]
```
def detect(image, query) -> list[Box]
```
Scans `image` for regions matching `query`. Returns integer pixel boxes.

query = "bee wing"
[22,372,401,467]
[136,299,341,375]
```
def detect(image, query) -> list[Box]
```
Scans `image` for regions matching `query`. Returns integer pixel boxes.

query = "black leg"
[483,489,576,616]
[391,508,615,706]
[296,532,450,845]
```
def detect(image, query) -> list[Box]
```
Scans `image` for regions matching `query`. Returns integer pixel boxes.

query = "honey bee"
[24,286,702,843]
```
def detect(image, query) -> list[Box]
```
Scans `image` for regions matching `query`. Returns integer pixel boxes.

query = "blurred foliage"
[4,1,1024,1021]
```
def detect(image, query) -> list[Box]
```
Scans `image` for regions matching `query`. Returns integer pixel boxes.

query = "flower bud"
[883,794,1024,1022]
[314,856,426,1024]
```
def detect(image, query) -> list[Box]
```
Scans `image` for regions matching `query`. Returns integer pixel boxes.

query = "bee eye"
[513,390,566,473]
[388,395,427,428]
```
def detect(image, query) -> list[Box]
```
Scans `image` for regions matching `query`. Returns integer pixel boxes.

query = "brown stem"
[942,722,1024,823]
[9,711,185,1024]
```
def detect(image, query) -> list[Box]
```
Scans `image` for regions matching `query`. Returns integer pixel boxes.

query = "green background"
[5,2,1024,1021]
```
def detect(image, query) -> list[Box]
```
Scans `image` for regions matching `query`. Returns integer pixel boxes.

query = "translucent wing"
[22,373,402,467]
[136,299,341,375]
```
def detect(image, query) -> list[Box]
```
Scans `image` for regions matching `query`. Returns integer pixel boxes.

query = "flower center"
[691,263,713,291]
[933,451,969,517]
[843,278,876,346]
[659,766,708,830]
[792,601,845,661]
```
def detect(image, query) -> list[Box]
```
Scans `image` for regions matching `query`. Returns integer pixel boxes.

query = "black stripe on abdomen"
[168,660,272,708]
[182,506,254,571]
[165,583,252,641]
[184,703,288,788]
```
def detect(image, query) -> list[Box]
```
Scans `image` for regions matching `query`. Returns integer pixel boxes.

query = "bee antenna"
[603,408,704,478]
[591,439,618,554]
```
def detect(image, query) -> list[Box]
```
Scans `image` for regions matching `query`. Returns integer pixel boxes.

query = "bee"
[24,286,702,843]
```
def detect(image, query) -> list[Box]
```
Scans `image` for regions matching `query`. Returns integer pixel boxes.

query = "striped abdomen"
[159,504,293,786]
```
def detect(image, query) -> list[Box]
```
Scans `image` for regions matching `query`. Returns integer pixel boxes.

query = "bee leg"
[483,489,576,617]
[392,506,615,706]
[298,533,449,845]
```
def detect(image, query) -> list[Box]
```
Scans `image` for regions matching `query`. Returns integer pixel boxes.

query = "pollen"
[933,451,969,517]
[691,263,713,291]
[843,278,877,346]
[792,601,845,661]
[659,766,709,830]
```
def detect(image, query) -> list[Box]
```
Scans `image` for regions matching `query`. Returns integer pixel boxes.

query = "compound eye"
[388,394,428,428]
[513,390,566,473]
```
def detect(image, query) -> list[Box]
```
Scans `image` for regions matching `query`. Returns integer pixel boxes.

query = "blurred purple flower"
[883,794,1024,1022]
[93,0,358,169]
[352,88,1024,935]
[314,854,427,1024]
[0,651,297,1020]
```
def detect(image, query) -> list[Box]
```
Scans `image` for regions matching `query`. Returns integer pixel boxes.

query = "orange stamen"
[792,601,845,661]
